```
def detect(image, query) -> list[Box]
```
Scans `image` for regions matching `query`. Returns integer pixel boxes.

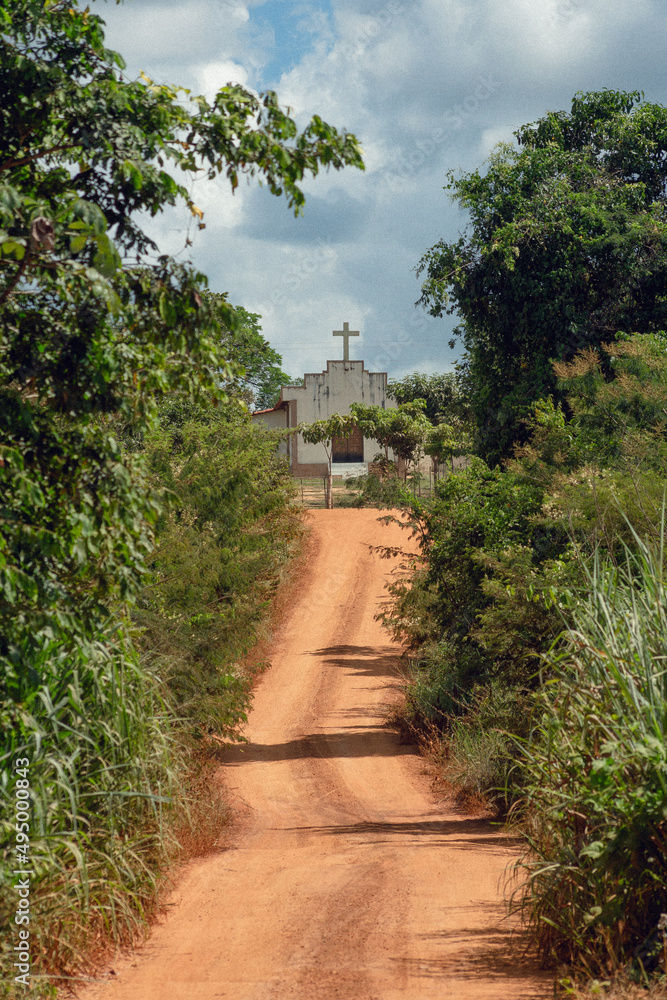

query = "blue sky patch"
[252,1,334,87]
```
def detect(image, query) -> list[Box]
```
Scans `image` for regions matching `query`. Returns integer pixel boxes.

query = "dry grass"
[383,694,496,818]
[559,974,667,999]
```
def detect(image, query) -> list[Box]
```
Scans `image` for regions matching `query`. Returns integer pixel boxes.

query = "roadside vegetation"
[1,7,665,993]
[0,1,362,992]
[377,91,667,994]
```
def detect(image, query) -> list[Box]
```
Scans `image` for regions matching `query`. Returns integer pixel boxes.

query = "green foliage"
[386,334,667,812]
[349,400,433,471]
[439,683,531,809]
[385,372,475,467]
[512,334,667,557]
[515,536,667,975]
[0,0,363,662]
[205,294,292,409]
[0,401,302,990]
[387,370,472,425]
[0,624,185,985]
[553,334,667,470]
[338,467,414,508]
[298,402,434,483]
[425,419,473,466]
[383,331,667,982]
[298,412,359,475]
[136,401,301,735]
[419,90,667,463]
[380,458,558,719]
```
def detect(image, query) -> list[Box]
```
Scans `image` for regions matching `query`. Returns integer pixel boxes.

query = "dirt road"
[87,509,550,1000]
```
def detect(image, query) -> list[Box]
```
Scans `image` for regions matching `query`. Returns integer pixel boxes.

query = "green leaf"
[70,234,88,253]
[1,240,25,259]
[158,291,177,327]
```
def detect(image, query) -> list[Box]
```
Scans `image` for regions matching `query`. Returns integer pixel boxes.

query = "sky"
[95,0,667,383]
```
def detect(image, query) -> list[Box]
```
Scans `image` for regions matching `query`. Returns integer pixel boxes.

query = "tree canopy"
[418,90,667,464]
[387,370,470,425]
[349,400,432,471]
[0,0,363,669]
[206,294,292,409]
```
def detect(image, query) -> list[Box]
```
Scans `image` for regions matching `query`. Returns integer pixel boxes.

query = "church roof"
[252,400,288,416]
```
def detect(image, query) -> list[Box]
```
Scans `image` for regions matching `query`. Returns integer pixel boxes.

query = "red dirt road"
[86,509,550,1000]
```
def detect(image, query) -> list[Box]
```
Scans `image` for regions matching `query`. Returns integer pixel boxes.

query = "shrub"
[0,402,302,990]
[380,459,554,710]
[135,402,302,734]
[515,533,667,976]
[339,469,413,508]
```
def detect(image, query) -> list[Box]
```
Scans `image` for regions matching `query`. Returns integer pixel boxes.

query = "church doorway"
[332,426,364,463]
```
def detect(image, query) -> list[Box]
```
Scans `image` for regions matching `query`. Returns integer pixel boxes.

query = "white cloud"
[96,0,667,381]
[195,59,250,97]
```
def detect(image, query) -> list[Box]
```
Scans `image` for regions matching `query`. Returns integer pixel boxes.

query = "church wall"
[251,403,289,456]
[280,361,396,472]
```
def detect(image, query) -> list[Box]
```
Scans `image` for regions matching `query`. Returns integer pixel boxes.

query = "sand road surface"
[85,508,550,1000]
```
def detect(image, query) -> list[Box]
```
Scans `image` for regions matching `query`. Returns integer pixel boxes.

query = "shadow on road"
[392,905,552,996]
[281,818,521,853]
[309,644,405,680]
[216,725,416,765]
[394,947,550,997]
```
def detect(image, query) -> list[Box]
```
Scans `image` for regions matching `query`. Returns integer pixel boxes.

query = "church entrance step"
[331,463,367,478]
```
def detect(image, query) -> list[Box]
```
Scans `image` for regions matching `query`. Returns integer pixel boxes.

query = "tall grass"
[0,625,196,994]
[515,531,667,976]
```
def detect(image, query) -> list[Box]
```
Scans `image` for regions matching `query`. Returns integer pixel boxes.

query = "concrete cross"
[333,321,359,362]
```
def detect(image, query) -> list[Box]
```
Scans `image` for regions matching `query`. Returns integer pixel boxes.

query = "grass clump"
[557,973,667,998]
[338,464,414,508]
[0,627,188,993]
[135,400,302,736]
[514,534,667,977]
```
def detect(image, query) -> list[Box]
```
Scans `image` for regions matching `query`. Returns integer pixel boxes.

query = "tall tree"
[206,294,292,409]
[418,90,667,465]
[299,413,359,507]
[387,370,470,425]
[349,401,433,477]
[0,0,364,669]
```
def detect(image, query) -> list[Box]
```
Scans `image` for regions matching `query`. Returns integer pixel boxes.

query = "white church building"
[252,322,397,477]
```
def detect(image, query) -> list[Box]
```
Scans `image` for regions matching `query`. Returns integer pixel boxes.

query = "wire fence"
[294,478,345,508]
[293,471,445,509]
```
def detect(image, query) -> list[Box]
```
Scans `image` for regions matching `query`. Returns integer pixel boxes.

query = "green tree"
[418,90,667,465]
[349,400,432,478]
[299,413,358,507]
[206,294,291,409]
[0,0,364,667]
[0,1,363,980]
[387,370,471,425]
[424,419,473,472]
[137,400,300,734]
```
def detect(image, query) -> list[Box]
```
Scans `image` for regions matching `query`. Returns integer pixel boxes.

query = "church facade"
[252,325,396,477]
